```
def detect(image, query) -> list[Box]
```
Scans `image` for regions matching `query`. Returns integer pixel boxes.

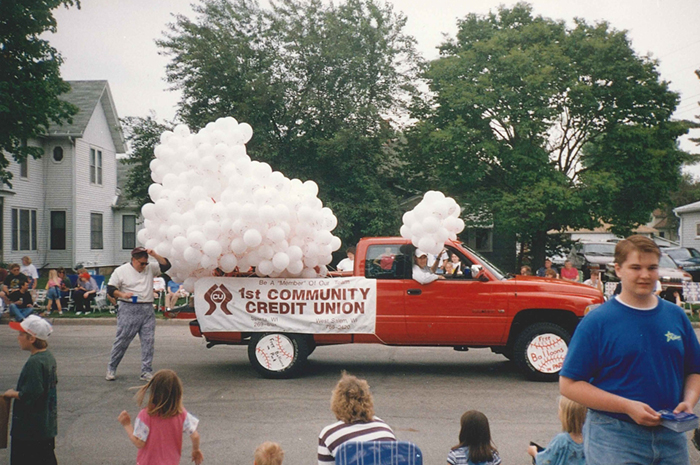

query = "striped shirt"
[318,417,396,464]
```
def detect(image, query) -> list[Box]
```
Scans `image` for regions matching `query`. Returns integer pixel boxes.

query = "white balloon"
[141,203,157,220]
[172,236,189,252]
[203,221,221,240]
[184,247,202,265]
[418,237,436,253]
[219,254,238,272]
[266,226,285,244]
[257,260,274,276]
[287,260,304,275]
[230,237,247,255]
[301,267,317,278]
[200,254,217,270]
[238,123,253,144]
[272,252,290,271]
[188,230,207,250]
[203,240,223,258]
[422,216,440,234]
[149,184,163,202]
[330,236,342,252]
[243,229,263,248]
[183,278,196,293]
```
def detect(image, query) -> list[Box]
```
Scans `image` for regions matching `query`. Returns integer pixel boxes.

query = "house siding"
[44,138,75,268]
[679,211,700,250]
[2,140,47,267]
[74,100,119,268]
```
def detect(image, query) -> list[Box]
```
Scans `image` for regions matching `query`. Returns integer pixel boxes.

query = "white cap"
[10,315,53,341]
[414,249,428,258]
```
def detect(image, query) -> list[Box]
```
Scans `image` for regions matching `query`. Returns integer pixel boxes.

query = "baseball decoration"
[254,334,296,371]
[138,117,342,291]
[400,190,464,255]
[525,333,567,374]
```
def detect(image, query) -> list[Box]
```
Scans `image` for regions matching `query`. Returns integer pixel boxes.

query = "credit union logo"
[203,284,233,315]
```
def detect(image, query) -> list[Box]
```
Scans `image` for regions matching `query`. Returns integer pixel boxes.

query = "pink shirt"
[133,408,198,465]
[560,267,579,280]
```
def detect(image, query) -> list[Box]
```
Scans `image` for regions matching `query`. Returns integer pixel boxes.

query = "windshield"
[463,245,506,280]
[581,243,616,256]
[659,254,677,269]
[667,249,691,260]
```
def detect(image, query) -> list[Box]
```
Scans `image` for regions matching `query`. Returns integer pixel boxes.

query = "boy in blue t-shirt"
[560,235,700,465]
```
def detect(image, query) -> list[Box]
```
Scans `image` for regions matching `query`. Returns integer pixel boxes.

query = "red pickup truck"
[189,237,603,380]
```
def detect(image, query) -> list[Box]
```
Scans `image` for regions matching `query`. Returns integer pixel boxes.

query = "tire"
[248,333,309,379]
[513,322,571,381]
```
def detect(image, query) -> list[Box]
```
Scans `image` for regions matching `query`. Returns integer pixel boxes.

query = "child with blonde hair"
[255,441,284,465]
[527,396,586,465]
[118,369,203,465]
[448,410,501,465]
[45,269,63,315]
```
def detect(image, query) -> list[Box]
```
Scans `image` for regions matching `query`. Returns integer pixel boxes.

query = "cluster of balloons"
[138,117,342,291]
[399,191,465,256]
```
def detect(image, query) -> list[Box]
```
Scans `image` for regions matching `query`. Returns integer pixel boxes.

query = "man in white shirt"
[412,249,445,285]
[106,247,170,382]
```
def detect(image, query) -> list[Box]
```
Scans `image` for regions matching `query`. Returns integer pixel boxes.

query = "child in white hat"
[3,315,57,465]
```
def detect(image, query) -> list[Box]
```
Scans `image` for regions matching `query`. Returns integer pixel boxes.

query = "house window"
[90,148,102,185]
[20,159,28,178]
[50,211,66,250]
[696,223,700,238]
[467,228,493,253]
[90,213,103,249]
[53,146,64,162]
[122,215,136,249]
[11,208,37,251]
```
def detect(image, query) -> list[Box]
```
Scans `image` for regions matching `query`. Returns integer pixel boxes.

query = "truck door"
[362,244,409,343]
[402,248,510,345]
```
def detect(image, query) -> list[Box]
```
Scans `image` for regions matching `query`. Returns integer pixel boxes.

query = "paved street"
[1,323,700,464]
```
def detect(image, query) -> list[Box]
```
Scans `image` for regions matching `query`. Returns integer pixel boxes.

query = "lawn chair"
[682,282,700,315]
[34,289,48,312]
[335,441,423,465]
[604,282,618,300]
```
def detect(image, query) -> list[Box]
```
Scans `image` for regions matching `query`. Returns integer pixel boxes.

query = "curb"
[1,316,191,326]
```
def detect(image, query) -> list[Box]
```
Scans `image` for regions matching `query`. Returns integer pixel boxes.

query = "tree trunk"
[531,230,548,272]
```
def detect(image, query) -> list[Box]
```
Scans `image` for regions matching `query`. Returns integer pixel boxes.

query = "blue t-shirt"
[447,446,501,465]
[167,280,182,293]
[561,297,700,422]
[535,432,584,465]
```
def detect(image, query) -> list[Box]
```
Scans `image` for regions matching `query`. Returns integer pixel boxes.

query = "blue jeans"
[584,409,689,465]
[9,304,33,321]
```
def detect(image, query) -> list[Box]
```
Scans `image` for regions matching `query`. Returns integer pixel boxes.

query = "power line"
[658,39,700,60]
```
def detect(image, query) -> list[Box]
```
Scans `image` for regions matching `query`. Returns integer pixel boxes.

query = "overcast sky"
[47,0,700,171]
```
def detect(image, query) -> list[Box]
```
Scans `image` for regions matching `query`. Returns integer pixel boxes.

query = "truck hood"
[513,276,603,299]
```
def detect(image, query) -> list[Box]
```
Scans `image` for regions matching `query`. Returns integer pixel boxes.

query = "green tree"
[409,3,692,268]
[0,0,80,187]
[157,0,420,247]
[122,115,173,208]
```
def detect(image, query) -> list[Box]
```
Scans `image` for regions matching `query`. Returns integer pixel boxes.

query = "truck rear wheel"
[248,333,309,379]
[513,322,570,381]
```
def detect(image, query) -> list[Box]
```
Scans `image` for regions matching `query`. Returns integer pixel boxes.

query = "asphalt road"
[1,323,700,465]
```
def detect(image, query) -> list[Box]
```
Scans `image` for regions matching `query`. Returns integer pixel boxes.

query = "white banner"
[194,277,377,334]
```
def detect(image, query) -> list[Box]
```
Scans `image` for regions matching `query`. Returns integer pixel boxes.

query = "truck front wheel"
[248,333,309,379]
[513,322,570,381]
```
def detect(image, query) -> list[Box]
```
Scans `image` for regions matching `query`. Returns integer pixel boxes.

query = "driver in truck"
[412,249,445,285]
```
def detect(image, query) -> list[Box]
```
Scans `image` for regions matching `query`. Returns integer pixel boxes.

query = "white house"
[673,200,700,249]
[0,80,138,271]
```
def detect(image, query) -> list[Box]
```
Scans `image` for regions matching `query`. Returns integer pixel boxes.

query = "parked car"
[568,242,616,280]
[662,247,700,281]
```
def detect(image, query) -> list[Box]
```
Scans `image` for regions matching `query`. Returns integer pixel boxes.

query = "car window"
[668,249,691,260]
[689,248,700,259]
[659,254,677,269]
[581,243,616,256]
[365,245,407,279]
